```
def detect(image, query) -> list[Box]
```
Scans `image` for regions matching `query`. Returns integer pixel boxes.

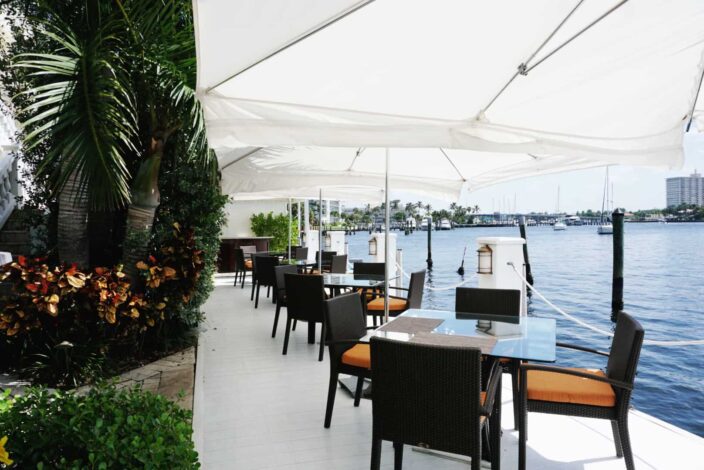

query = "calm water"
[347,222,704,437]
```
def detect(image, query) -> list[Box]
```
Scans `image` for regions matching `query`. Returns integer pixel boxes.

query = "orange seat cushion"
[244,259,252,269]
[341,344,371,369]
[366,297,408,312]
[527,368,616,407]
[356,288,379,300]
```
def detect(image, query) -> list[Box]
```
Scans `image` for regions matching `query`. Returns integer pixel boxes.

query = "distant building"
[666,171,704,207]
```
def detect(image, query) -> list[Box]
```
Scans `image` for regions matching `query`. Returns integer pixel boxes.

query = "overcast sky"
[388,132,704,214]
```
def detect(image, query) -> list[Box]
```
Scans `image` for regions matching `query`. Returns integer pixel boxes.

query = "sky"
[388,132,704,214]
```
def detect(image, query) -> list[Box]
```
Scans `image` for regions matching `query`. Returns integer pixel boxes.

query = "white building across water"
[666,171,704,207]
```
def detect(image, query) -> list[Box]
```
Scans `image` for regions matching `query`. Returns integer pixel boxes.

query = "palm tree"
[404,202,415,216]
[16,8,137,266]
[16,0,210,274]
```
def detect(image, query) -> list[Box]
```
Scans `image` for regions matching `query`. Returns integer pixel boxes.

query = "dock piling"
[426,217,433,270]
[611,209,625,322]
[518,216,534,296]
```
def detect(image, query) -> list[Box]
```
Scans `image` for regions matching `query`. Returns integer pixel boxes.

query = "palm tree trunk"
[123,135,164,280]
[57,169,89,267]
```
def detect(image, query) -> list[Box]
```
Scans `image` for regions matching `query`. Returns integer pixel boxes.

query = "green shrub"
[0,385,199,469]
[250,212,298,252]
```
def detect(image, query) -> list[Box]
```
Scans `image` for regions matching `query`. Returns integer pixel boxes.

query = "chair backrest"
[285,274,326,323]
[240,245,257,254]
[324,293,367,362]
[316,250,337,264]
[353,262,385,275]
[294,247,308,261]
[455,287,521,317]
[407,270,426,309]
[274,265,298,301]
[234,248,246,270]
[606,312,645,390]
[370,337,483,457]
[254,255,279,286]
[330,255,348,274]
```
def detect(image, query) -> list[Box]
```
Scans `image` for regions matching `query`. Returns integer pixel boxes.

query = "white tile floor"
[196,279,704,469]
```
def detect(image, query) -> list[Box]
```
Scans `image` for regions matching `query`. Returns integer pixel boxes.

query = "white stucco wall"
[221,199,289,238]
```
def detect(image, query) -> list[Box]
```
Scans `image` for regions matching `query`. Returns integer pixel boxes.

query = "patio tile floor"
[195,278,704,469]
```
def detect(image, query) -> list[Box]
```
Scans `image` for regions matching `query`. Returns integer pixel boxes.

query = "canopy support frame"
[480,0,632,114]
[686,64,704,132]
[384,148,390,324]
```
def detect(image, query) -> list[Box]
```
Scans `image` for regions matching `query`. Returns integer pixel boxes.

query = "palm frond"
[13,17,138,210]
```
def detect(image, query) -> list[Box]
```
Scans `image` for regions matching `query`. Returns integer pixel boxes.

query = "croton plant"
[0,223,204,337]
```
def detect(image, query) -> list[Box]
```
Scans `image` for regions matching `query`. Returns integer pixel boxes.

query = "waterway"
[346,222,704,437]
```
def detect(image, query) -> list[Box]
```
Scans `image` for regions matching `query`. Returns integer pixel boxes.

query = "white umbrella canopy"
[196,0,704,171]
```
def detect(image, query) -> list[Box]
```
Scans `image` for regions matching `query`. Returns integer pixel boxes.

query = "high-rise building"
[666,171,704,207]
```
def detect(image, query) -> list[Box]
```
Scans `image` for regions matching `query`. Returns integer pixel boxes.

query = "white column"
[476,237,527,316]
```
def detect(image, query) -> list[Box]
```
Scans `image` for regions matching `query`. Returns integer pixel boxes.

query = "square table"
[367,309,557,363]
[322,273,386,289]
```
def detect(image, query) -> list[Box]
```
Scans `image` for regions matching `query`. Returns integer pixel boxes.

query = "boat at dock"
[439,218,452,230]
[598,167,614,235]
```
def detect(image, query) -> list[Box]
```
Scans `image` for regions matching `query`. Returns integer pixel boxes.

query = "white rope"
[507,263,704,347]
[396,263,477,291]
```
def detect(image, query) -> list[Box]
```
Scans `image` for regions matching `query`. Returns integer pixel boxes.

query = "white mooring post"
[476,236,528,319]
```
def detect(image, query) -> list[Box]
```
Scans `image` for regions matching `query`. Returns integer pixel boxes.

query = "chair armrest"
[556,341,609,357]
[520,363,633,391]
[481,360,502,416]
[386,295,409,302]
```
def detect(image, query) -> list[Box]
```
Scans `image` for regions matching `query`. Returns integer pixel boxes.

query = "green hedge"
[0,386,199,469]
[250,212,298,252]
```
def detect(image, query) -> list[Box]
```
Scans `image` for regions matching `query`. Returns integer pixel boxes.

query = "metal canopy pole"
[288,197,292,261]
[686,65,704,132]
[384,148,390,324]
[319,189,323,273]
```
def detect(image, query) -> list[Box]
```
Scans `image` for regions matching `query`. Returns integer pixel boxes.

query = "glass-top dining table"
[364,308,557,363]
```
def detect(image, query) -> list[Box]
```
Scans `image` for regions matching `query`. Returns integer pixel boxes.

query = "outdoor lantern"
[477,245,493,274]
[368,237,377,256]
[324,232,332,249]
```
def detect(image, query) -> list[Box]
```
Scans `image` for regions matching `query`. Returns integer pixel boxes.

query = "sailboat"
[597,168,614,235]
[554,186,567,231]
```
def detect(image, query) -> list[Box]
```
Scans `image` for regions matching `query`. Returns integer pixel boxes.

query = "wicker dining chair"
[330,254,348,274]
[295,246,309,261]
[518,312,644,470]
[314,250,337,271]
[251,255,279,309]
[370,337,502,470]
[283,273,327,361]
[233,248,252,288]
[352,262,385,302]
[365,270,425,321]
[456,287,522,429]
[323,293,373,428]
[271,265,298,338]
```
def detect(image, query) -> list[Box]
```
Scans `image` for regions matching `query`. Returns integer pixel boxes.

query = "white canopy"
[196,0,704,180]
[219,145,621,201]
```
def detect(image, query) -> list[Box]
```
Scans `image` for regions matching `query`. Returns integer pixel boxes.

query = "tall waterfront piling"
[611,209,625,321]
[518,216,534,296]
[426,217,433,270]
